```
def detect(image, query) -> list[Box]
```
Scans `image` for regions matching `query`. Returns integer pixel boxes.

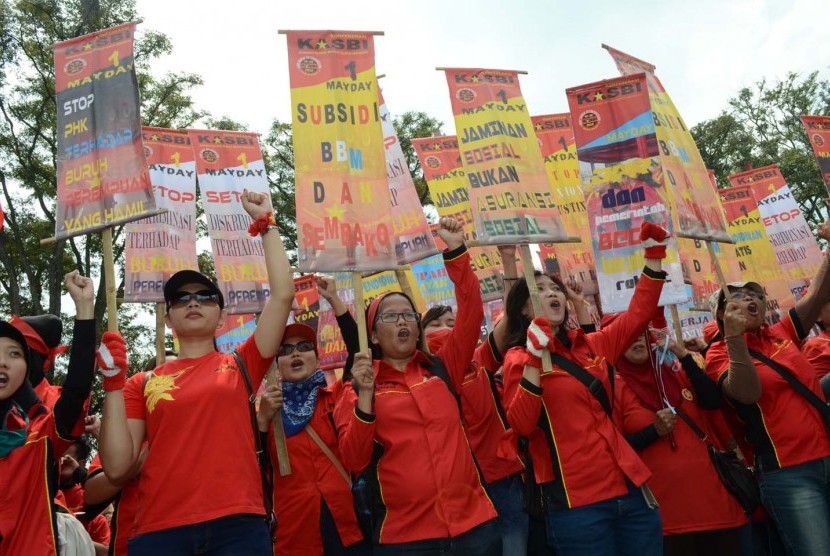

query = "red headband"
[9,316,67,370]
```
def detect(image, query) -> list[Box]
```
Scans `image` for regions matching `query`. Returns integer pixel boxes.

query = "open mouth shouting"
[0,372,8,388]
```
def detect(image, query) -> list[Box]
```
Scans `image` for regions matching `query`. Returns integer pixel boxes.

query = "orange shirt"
[705,309,830,470]
[124,336,273,535]
[802,330,830,380]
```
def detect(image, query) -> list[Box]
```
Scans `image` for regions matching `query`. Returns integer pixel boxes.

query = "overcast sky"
[136,0,829,135]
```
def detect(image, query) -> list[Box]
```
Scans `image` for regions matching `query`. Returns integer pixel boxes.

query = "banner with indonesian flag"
[188,130,271,315]
[801,115,830,194]
[443,68,569,245]
[730,165,822,301]
[124,128,198,302]
[719,184,793,323]
[604,45,730,243]
[566,73,687,313]
[412,136,504,301]
[533,113,597,295]
[53,22,159,240]
[379,90,438,263]
[286,30,396,272]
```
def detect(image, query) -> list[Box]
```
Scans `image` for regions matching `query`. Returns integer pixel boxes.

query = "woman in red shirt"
[334,216,500,556]
[502,222,669,556]
[98,191,295,555]
[612,310,748,555]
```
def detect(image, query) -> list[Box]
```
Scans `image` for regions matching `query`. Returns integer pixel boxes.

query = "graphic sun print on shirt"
[144,369,188,412]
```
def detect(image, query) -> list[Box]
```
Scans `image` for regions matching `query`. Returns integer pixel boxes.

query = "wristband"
[248,213,276,237]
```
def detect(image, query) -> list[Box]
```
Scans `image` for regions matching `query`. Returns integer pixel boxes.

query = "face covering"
[0,402,29,457]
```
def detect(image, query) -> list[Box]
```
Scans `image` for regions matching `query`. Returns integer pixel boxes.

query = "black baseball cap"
[163,270,224,309]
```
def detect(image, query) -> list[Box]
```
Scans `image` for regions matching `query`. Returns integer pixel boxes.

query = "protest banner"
[442,68,569,245]
[411,254,457,309]
[53,22,160,242]
[124,128,199,303]
[285,30,396,272]
[412,136,504,301]
[801,115,830,195]
[317,273,354,371]
[604,45,730,243]
[188,130,271,315]
[379,89,438,263]
[730,165,822,301]
[293,275,321,331]
[533,113,597,294]
[719,183,794,322]
[215,314,257,354]
[566,73,687,313]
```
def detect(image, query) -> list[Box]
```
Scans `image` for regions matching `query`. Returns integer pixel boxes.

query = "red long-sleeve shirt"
[333,246,497,544]
[503,266,666,510]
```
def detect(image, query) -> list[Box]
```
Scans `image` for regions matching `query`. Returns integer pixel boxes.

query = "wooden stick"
[102,228,119,333]
[266,366,292,476]
[519,245,552,373]
[394,266,416,303]
[669,305,684,341]
[353,272,369,351]
[278,30,385,35]
[706,241,732,302]
[155,303,166,366]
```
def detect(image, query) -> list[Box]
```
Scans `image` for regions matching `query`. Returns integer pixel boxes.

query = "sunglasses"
[377,311,420,324]
[730,290,764,301]
[278,340,315,357]
[170,290,220,307]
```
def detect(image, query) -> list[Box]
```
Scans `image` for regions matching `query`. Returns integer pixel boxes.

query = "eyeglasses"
[170,290,220,307]
[278,340,315,356]
[730,290,764,301]
[377,311,420,324]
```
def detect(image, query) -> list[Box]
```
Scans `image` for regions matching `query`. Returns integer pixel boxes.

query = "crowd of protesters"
[3,198,830,555]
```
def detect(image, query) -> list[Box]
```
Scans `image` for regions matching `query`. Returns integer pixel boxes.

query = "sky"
[135,0,830,136]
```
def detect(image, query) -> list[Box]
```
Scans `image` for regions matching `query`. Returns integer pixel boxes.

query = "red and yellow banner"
[293,275,321,332]
[566,73,687,313]
[188,130,271,314]
[53,22,158,239]
[287,30,395,272]
[604,45,730,242]
[412,136,504,301]
[801,115,830,195]
[379,90,438,264]
[733,165,822,300]
[124,128,199,302]
[533,113,597,295]
[719,184,793,322]
[443,68,568,245]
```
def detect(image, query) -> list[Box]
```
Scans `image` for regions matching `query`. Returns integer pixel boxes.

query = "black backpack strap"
[231,350,276,537]
[674,405,708,442]
[549,353,613,417]
[748,349,830,424]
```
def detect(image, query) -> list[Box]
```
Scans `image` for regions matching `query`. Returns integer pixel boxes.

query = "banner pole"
[102,228,119,333]
[394,266,416,306]
[519,245,552,373]
[353,272,369,352]
[706,241,733,302]
[669,305,684,341]
[155,303,166,366]
[266,366,292,476]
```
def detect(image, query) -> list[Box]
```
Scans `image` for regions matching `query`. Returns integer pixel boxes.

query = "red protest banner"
[801,115,830,195]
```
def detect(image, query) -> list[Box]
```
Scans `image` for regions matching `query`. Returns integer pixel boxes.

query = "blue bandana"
[281,370,327,437]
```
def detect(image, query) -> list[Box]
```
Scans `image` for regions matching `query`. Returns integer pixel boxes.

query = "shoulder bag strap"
[673,405,709,443]
[306,424,352,487]
[748,349,830,416]
[549,352,612,416]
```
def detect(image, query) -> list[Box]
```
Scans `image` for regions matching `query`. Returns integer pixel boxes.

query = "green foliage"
[691,71,830,226]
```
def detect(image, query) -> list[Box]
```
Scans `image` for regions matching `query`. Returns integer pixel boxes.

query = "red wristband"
[248,213,276,237]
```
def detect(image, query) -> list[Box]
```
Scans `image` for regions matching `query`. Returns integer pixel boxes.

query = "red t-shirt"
[802,330,830,380]
[87,452,139,556]
[617,376,747,534]
[0,404,69,556]
[84,514,111,546]
[124,335,273,535]
[705,309,830,470]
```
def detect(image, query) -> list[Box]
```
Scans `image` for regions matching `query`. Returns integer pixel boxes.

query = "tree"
[392,111,443,206]
[691,71,830,226]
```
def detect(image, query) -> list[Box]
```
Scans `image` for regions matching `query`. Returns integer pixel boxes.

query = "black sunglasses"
[170,290,220,307]
[278,340,315,357]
